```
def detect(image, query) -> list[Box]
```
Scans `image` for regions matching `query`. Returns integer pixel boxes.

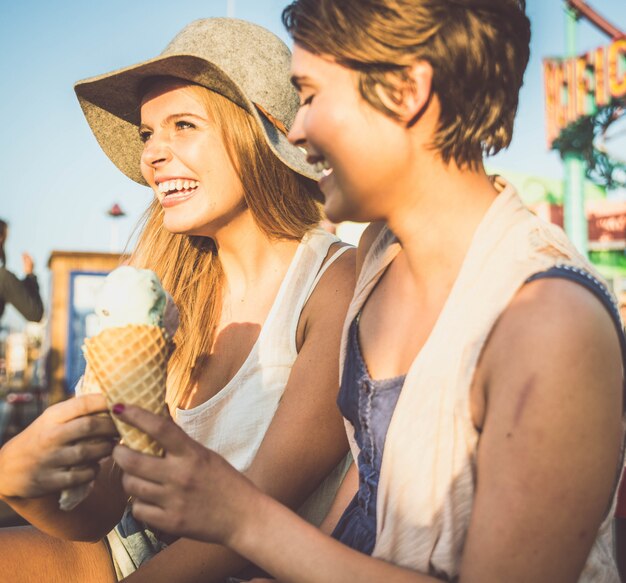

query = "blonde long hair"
[130,82,322,407]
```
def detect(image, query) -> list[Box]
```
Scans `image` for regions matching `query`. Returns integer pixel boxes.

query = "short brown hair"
[282,0,531,169]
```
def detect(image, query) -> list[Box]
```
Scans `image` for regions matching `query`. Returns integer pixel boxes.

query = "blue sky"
[1,0,625,328]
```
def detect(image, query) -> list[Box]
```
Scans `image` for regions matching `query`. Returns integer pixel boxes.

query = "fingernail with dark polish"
[112,404,125,415]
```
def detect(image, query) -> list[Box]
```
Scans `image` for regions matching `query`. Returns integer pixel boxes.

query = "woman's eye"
[300,94,314,107]
[139,130,152,143]
[175,120,195,130]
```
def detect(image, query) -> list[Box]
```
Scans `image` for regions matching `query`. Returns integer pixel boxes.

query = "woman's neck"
[212,216,301,303]
[385,157,498,296]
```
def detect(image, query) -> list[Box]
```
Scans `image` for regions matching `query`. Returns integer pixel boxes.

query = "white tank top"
[176,227,351,524]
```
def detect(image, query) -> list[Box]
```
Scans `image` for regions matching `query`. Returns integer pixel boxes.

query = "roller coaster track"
[564,0,624,40]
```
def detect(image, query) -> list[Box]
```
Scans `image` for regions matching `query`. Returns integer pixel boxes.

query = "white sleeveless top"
[340,179,623,581]
[176,227,351,525]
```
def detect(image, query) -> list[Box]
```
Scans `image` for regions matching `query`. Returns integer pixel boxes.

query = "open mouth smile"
[156,179,200,207]
[157,179,200,195]
[309,156,333,178]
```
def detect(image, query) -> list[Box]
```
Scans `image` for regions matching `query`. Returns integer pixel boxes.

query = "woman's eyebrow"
[290,75,309,91]
[165,112,206,123]
[139,112,207,131]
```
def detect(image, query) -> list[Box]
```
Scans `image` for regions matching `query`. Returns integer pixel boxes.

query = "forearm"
[0,461,126,542]
[121,463,356,582]
[122,538,254,583]
[231,492,438,583]
[1,492,108,542]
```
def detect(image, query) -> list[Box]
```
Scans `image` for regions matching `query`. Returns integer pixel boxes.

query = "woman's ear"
[376,61,433,127]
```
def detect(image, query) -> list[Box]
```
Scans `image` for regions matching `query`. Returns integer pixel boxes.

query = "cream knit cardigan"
[339,180,622,581]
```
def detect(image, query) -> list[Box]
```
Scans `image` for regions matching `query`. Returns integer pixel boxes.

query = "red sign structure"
[532,200,626,250]
[544,38,626,146]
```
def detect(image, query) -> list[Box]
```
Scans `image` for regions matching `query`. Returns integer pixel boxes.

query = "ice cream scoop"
[95,266,165,329]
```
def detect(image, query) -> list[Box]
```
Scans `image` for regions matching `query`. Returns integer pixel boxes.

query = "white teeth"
[157,180,200,194]
[322,168,333,177]
[314,159,332,174]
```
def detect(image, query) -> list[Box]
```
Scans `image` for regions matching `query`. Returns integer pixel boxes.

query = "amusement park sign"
[544,38,626,146]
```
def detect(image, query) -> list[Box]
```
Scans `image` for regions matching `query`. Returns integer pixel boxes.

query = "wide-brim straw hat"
[74,18,319,184]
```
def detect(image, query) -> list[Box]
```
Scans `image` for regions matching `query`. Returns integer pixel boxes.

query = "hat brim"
[75,54,319,185]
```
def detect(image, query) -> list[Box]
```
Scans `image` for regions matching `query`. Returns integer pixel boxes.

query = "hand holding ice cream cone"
[59,266,178,511]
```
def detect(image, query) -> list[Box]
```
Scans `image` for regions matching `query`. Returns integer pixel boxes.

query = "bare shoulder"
[321,241,357,286]
[356,221,386,277]
[305,242,356,317]
[296,242,356,348]
[478,274,623,439]
[487,275,621,375]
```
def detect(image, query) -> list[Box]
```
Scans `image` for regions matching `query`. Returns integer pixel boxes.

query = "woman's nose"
[141,133,171,168]
[287,107,307,147]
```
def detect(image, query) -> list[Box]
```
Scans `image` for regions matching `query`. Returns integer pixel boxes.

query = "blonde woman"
[0,18,353,583]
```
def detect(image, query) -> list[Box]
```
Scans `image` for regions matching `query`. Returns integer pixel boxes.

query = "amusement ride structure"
[546,1,625,255]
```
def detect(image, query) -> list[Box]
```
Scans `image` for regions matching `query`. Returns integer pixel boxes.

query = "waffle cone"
[80,364,103,395]
[83,324,169,456]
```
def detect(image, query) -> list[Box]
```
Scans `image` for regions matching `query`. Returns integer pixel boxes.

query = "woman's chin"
[163,218,210,239]
[325,196,358,225]
[163,216,193,235]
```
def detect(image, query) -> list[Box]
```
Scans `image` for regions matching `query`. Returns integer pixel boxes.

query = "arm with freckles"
[118,247,356,583]
[459,277,623,582]
[0,394,127,541]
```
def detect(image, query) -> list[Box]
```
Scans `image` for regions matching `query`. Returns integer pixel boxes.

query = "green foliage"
[552,102,626,190]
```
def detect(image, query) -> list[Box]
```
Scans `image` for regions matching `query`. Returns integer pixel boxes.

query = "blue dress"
[331,311,404,554]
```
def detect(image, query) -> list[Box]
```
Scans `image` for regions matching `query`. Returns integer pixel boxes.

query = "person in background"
[0,18,353,583]
[0,220,44,324]
[107,1,625,582]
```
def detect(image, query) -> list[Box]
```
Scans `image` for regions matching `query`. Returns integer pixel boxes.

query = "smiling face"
[288,45,413,224]
[139,79,247,237]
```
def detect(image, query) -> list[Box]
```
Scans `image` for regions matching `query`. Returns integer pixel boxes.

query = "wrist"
[227,485,280,564]
[0,449,9,499]
[0,441,27,500]
[225,479,267,552]
[0,475,17,501]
